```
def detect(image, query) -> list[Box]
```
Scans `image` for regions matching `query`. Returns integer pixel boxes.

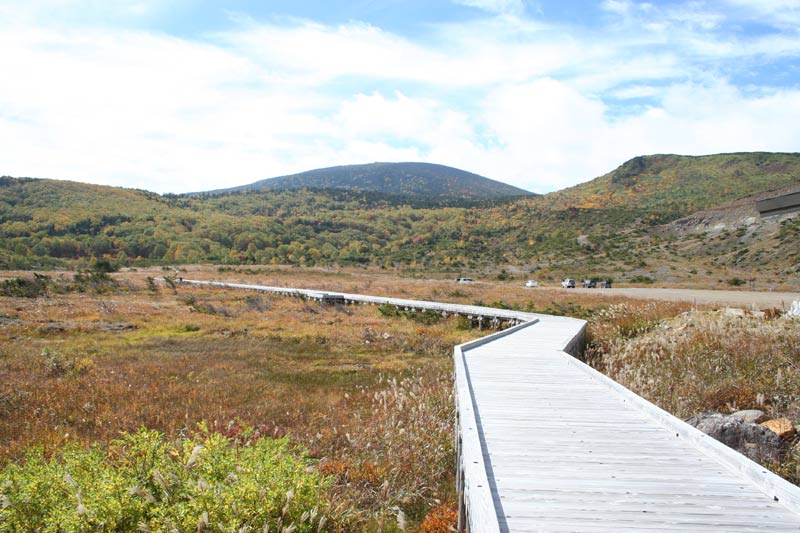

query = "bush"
[419,501,458,532]
[72,268,116,292]
[145,276,159,292]
[378,303,443,325]
[0,274,50,298]
[728,277,746,286]
[90,259,119,274]
[0,426,329,532]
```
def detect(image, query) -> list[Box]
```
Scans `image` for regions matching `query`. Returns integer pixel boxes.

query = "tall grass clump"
[586,306,800,421]
[311,367,456,530]
[0,425,328,532]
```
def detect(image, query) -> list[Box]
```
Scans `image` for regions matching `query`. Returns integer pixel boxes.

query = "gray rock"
[685,412,784,463]
[730,409,768,424]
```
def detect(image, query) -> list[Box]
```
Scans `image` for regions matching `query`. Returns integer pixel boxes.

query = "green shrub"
[90,259,119,274]
[0,426,328,532]
[0,274,50,298]
[72,268,116,293]
[378,303,443,325]
[145,276,159,292]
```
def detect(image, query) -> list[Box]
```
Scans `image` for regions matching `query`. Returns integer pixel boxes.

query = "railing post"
[457,469,467,532]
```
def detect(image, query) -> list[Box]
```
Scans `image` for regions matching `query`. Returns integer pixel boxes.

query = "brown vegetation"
[2,265,799,528]
[586,301,800,483]
[0,268,481,529]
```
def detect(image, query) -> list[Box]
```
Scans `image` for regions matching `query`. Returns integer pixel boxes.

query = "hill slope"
[1,152,798,287]
[544,152,800,220]
[199,162,533,199]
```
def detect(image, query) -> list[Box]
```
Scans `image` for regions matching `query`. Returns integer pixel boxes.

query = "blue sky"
[1,0,799,193]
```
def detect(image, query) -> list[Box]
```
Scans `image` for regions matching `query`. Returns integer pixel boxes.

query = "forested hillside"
[2,152,799,283]
[546,152,800,219]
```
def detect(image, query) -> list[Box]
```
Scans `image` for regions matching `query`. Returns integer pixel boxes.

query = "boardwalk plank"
[460,318,800,531]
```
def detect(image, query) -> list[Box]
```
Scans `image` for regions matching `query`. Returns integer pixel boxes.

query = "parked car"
[582,279,596,288]
[525,280,539,288]
[561,278,575,288]
[600,280,612,288]
[455,277,475,284]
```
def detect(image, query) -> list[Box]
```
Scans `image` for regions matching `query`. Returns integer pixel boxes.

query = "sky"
[1,1,799,194]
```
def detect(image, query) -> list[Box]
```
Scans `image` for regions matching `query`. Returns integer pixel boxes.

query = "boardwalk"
[176,279,800,531]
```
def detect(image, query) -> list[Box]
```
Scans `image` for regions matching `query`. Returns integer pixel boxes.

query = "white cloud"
[0,26,331,192]
[336,92,446,140]
[0,3,798,194]
[454,0,526,16]
[0,0,166,28]
[723,0,800,25]
[625,82,800,156]
[601,0,633,15]
[452,79,800,192]
[219,18,573,89]
[474,79,613,190]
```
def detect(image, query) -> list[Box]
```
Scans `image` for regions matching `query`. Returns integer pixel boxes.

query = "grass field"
[1,265,798,530]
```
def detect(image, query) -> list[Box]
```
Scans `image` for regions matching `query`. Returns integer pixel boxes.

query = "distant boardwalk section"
[174,279,800,532]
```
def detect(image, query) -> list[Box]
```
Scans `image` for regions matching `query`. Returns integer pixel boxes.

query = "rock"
[96,322,137,332]
[685,412,784,463]
[761,418,796,440]
[723,307,747,317]
[731,409,768,424]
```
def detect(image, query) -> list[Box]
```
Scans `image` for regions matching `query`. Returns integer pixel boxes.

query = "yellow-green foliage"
[3,152,800,278]
[0,426,328,532]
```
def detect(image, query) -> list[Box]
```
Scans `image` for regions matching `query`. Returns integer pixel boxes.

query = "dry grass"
[0,267,482,530]
[3,265,798,528]
[586,301,800,483]
[587,303,800,420]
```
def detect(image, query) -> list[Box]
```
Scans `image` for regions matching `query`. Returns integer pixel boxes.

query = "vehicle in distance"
[582,279,596,288]
[561,278,575,288]
[600,280,612,288]
[456,277,475,283]
[525,280,539,288]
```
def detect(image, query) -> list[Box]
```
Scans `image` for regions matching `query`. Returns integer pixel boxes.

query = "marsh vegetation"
[1,266,798,530]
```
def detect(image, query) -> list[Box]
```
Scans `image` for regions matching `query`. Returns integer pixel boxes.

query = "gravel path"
[567,287,800,309]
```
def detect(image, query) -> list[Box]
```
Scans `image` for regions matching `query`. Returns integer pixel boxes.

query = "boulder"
[730,409,768,424]
[685,412,784,463]
[761,418,796,440]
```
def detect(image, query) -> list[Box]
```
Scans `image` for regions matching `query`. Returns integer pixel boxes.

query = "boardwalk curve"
[175,279,800,531]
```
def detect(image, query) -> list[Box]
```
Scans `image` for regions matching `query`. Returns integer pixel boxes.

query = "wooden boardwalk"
[176,279,800,531]
[175,278,537,326]
[456,317,800,532]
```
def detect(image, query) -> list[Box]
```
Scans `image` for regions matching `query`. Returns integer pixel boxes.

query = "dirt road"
[568,287,800,309]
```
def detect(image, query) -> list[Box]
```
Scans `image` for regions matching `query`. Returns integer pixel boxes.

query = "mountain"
[1,152,798,286]
[198,162,533,199]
